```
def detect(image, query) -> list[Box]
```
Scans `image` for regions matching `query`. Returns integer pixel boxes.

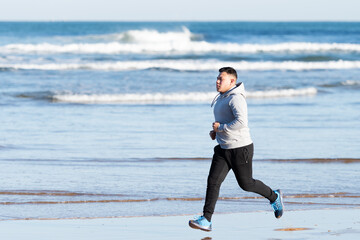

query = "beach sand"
[1,208,359,240]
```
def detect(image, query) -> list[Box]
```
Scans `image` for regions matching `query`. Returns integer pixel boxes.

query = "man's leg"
[231,144,277,202]
[203,145,230,221]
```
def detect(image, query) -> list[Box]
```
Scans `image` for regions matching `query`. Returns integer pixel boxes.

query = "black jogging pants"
[203,144,277,221]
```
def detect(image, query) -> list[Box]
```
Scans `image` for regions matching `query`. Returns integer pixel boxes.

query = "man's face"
[216,72,235,93]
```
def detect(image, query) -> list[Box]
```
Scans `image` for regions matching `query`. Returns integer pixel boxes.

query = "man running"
[189,67,284,232]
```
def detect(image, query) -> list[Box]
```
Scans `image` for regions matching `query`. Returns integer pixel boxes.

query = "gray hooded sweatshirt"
[212,82,253,149]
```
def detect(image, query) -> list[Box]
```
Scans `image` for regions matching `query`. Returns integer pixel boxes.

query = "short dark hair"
[219,67,237,79]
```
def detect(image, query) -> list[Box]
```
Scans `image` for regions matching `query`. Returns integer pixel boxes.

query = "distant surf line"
[49,88,317,104]
[2,60,360,72]
[2,42,360,54]
[12,88,318,105]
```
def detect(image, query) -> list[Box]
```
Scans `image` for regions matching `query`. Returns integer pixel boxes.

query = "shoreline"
[1,208,359,239]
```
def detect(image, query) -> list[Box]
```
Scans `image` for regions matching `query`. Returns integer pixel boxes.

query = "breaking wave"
[2,60,360,72]
[320,80,360,88]
[80,27,202,43]
[51,88,317,104]
[341,80,360,86]
[117,27,202,43]
[52,92,214,104]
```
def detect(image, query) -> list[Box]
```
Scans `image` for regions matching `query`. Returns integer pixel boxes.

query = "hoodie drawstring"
[211,93,220,107]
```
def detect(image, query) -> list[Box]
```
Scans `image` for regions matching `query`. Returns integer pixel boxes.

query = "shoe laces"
[193,215,203,221]
[271,191,283,211]
[193,215,211,225]
[271,199,281,211]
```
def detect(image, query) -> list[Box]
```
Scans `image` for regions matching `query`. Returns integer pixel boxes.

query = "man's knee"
[239,179,256,192]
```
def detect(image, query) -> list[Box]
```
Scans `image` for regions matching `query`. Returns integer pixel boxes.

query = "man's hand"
[209,130,216,140]
[212,122,220,132]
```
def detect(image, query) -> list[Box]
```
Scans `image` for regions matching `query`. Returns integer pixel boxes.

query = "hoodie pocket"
[232,146,248,165]
[234,144,253,165]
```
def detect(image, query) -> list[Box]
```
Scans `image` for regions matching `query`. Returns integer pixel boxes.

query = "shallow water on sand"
[0,158,359,220]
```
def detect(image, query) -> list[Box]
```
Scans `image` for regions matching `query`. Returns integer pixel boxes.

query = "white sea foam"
[3,60,360,71]
[2,41,360,55]
[52,88,317,104]
[118,27,197,43]
[341,80,360,86]
[82,27,200,43]
[53,92,215,104]
[247,87,317,98]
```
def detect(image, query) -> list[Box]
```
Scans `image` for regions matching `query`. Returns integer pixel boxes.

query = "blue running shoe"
[189,216,212,232]
[271,189,284,219]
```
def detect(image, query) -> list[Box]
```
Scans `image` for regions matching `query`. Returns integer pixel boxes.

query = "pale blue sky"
[0,0,359,21]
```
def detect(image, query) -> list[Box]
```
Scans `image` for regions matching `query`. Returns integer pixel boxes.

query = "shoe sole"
[189,221,212,232]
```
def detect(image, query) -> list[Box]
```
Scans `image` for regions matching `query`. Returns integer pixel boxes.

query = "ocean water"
[0,22,359,220]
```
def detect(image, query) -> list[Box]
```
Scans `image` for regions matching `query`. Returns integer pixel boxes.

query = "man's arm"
[213,95,248,132]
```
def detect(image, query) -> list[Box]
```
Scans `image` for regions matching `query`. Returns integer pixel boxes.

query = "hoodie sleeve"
[217,94,248,132]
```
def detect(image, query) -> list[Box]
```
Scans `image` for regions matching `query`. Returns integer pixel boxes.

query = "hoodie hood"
[211,82,245,107]
[222,82,246,98]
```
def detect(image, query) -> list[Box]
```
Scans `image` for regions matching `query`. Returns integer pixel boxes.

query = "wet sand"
[1,208,359,240]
